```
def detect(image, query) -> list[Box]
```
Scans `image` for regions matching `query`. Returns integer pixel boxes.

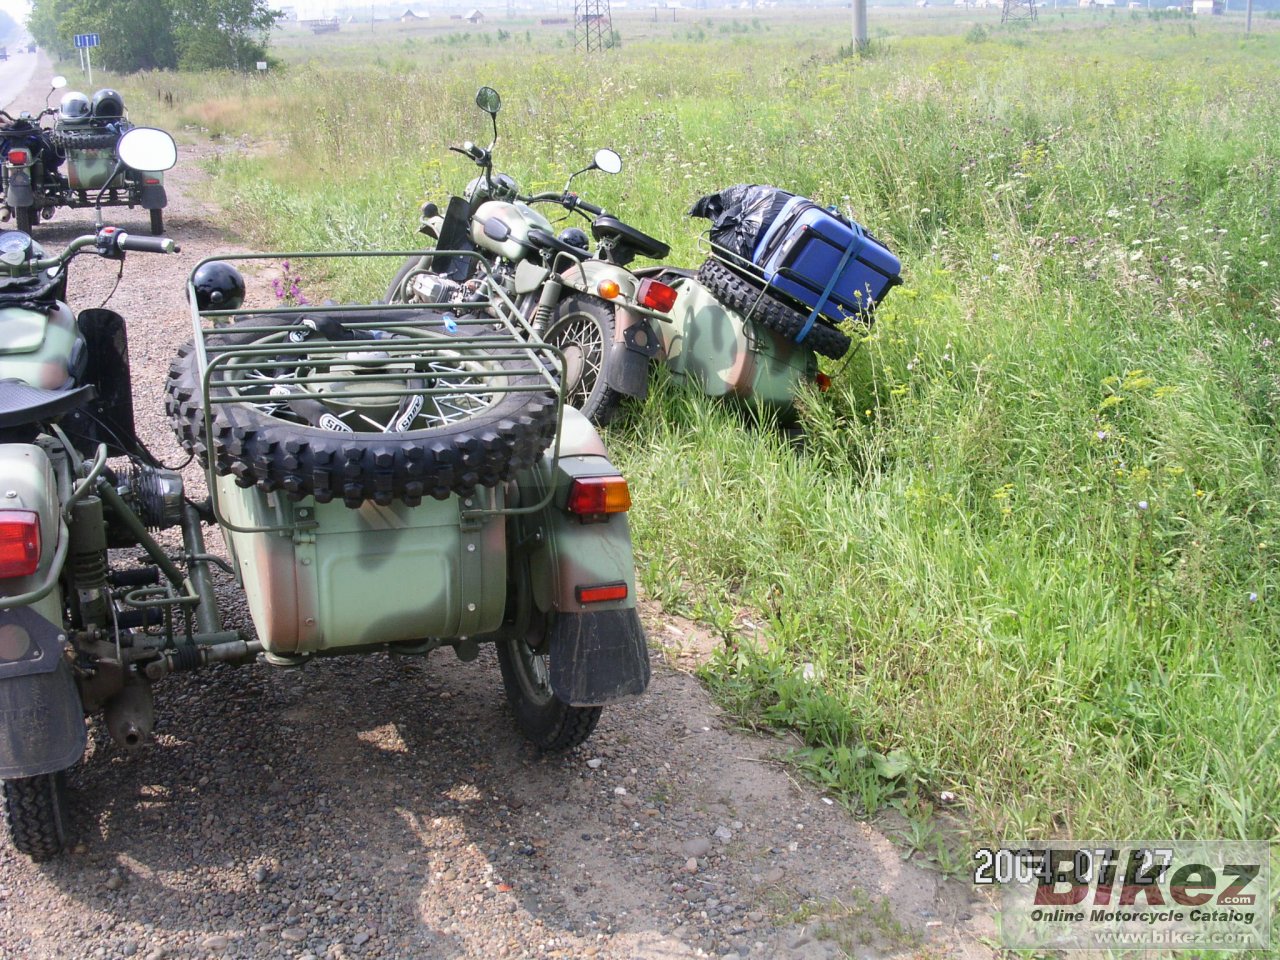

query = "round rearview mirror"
[475,87,501,115]
[50,75,67,90]
[594,148,622,175]
[118,127,178,173]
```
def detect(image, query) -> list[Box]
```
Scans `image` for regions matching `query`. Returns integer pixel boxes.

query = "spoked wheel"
[544,295,624,426]
[166,312,558,507]
[2,771,70,861]
[497,610,602,752]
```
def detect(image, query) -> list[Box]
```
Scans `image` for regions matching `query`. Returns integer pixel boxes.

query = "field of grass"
[90,12,1280,847]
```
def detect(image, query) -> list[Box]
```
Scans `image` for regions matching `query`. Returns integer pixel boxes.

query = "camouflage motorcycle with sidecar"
[0,174,648,859]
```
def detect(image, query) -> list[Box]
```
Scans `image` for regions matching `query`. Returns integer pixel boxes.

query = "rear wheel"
[544,295,624,426]
[2,771,70,861]
[497,611,602,752]
[149,208,163,235]
[14,204,33,235]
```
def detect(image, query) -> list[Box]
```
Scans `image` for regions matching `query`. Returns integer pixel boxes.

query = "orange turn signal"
[566,476,631,518]
[596,279,621,300]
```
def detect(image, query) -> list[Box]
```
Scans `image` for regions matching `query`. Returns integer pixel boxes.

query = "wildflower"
[1096,430,1108,440]
[1249,592,1258,603]
[1137,501,1149,511]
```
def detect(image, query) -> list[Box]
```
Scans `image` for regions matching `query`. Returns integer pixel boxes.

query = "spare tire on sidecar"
[165,309,558,507]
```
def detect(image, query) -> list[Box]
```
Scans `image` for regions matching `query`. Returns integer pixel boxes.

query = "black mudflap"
[0,606,86,779]
[549,608,650,707]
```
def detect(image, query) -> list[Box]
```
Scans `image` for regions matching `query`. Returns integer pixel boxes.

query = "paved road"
[0,47,41,114]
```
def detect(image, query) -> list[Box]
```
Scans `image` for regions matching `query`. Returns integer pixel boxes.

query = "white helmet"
[58,91,91,122]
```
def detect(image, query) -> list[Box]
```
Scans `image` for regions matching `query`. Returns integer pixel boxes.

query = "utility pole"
[852,0,867,53]
[1246,0,1253,32]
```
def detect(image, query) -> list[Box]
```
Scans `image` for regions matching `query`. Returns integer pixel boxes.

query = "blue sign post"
[72,33,99,83]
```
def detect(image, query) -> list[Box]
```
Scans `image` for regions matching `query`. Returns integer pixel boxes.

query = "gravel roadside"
[0,69,996,960]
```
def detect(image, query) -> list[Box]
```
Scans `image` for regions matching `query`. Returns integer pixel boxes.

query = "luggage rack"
[186,250,567,532]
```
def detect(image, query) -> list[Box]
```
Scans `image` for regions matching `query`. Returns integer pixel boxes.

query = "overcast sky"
[0,0,28,28]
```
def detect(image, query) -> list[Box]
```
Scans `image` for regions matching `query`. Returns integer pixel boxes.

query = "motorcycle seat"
[590,216,670,261]
[0,379,94,428]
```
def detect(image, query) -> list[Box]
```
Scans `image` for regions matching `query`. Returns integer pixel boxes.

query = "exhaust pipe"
[104,682,154,751]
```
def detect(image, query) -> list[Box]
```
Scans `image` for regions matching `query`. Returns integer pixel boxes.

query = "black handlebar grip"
[117,233,179,254]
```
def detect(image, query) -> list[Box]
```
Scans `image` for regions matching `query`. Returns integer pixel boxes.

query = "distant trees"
[28,0,276,72]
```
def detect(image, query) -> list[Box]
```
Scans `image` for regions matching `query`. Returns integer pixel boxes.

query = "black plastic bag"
[688,184,796,260]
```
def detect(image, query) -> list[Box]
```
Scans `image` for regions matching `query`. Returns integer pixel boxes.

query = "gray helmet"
[58,91,91,122]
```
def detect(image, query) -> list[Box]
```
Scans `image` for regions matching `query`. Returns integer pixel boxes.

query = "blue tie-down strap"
[795,237,858,344]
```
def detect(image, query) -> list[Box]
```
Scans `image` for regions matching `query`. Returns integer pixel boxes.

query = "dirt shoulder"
[0,68,996,960]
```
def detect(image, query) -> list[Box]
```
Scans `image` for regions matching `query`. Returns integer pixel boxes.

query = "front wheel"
[2,771,70,861]
[14,204,33,235]
[497,612,602,752]
[149,208,163,235]
[544,295,625,426]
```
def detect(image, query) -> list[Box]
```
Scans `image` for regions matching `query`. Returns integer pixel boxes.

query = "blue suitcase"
[751,197,901,323]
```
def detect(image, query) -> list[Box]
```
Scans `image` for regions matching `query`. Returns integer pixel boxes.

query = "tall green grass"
[107,16,1280,842]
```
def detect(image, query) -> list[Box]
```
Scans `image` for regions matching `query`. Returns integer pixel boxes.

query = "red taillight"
[816,372,832,392]
[0,511,40,579]
[576,582,628,604]
[7,150,27,165]
[566,476,631,518]
[637,278,678,313]
[144,178,160,185]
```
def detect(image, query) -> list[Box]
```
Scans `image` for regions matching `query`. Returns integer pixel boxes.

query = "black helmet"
[191,261,246,311]
[558,227,590,251]
[91,88,125,119]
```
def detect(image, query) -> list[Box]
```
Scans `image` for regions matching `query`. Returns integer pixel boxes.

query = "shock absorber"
[530,280,564,336]
[68,495,109,630]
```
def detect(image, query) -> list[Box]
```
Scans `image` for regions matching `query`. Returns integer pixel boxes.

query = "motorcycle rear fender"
[516,410,627,619]
[139,178,166,210]
[0,444,85,779]
[513,408,647,702]
[558,261,658,398]
[6,167,32,207]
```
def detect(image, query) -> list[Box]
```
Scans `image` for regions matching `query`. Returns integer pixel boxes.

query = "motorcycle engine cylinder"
[407,273,463,306]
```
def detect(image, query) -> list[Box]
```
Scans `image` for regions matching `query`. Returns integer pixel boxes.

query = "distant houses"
[399,8,429,20]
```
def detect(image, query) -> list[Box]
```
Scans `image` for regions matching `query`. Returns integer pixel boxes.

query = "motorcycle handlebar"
[523,191,605,218]
[117,233,179,254]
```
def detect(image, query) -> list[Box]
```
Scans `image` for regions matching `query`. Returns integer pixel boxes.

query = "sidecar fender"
[6,168,33,207]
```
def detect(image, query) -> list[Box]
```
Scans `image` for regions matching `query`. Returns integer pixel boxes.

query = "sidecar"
[0,246,648,862]
[170,251,649,747]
